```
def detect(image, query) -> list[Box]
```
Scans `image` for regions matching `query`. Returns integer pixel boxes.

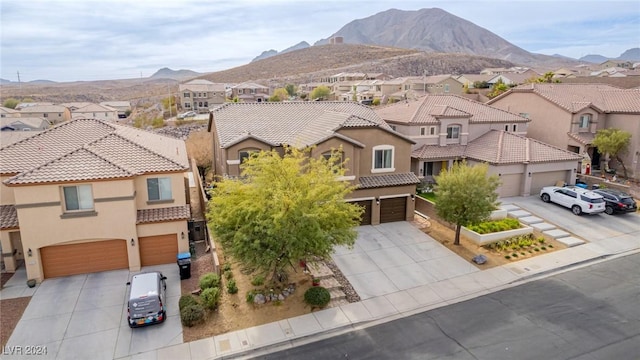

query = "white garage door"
[531,171,567,195]
[498,174,522,197]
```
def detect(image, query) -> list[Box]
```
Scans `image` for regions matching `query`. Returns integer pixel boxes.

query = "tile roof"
[0,107,20,115]
[0,205,18,229]
[567,132,596,145]
[137,205,191,224]
[376,95,529,125]
[490,83,640,113]
[179,79,227,93]
[1,118,188,184]
[412,144,467,160]
[211,101,401,148]
[358,172,420,189]
[1,131,39,148]
[19,105,68,113]
[74,103,117,112]
[1,117,50,129]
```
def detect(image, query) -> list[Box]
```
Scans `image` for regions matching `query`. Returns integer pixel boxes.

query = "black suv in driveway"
[592,188,638,215]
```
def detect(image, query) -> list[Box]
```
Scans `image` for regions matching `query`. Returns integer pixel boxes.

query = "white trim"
[372,145,395,172]
[336,175,356,181]
[226,159,240,165]
[346,197,375,202]
[379,194,411,200]
[371,168,395,173]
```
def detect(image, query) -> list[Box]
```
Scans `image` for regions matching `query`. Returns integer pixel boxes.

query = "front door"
[422,162,434,177]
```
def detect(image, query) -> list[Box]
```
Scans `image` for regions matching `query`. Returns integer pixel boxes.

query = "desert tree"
[310,85,331,101]
[285,84,297,97]
[592,128,632,178]
[487,79,509,99]
[434,161,500,245]
[185,130,213,177]
[2,98,20,109]
[207,146,362,282]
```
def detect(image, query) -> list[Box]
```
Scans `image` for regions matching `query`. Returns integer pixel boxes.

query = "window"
[147,177,172,201]
[43,113,48,117]
[250,89,255,94]
[63,185,93,211]
[204,101,208,107]
[579,114,591,128]
[423,162,434,176]
[104,112,108,117]
[504,124,509,131]
[184,103,191,108]
[184,92,190,98]
[444,84,450,93]
[429,127,435,135]
[512,124,517,132]
[239,150,257,164]
[446,125,460,139]
[420,127,426,136]
[373,145,394,171]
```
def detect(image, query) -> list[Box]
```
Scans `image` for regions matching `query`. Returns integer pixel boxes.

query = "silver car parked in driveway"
[540,186,606,215]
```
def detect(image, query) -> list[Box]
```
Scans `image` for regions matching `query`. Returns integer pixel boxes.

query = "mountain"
[313,8,557,65]
[252,41,310,62]
[579,54,609,63]
[618,47,640,61]
[149,67,200,80]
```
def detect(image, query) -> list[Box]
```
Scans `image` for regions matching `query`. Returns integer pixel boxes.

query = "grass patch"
[418,192,436,202]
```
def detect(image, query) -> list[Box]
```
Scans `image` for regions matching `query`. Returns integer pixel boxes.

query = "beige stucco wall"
[134,172,188,209]
[1,176,16,204]
[605,113,640,178]
[137,221,189,254]
[337,127,413,175]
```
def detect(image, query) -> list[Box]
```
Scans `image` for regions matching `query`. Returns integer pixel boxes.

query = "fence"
[191,158,221,275]
[414,196,455,229]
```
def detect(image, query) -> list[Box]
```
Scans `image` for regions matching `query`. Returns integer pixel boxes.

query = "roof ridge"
[496,130,504,163]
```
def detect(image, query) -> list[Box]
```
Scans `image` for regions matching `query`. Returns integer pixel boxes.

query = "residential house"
[455,74,494,88]
[179,79,227,113]
[71,103,119,121]
[409,75,464,96]
[487,71,538,87]
[100,101,131,118]
[59,102,93,111]
[1,117,50,131]
[18,105,71,125]
[208,102,420,225]
[0,107,21,118]
[599,60,635,69]
[15,102,54,110]
[323,72,389,83]
[489,83,640,178]
[0,118,191,282]
[229,82,269,102]
[376,94,582,197]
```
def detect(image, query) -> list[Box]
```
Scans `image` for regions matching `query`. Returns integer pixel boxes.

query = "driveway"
[4,264,182,360]
[504,195,640,252]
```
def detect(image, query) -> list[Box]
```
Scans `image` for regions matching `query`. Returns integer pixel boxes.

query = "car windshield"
[620,197,635,205]
[581,196,604,203]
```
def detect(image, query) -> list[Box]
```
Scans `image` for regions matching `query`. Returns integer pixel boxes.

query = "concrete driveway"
[5,264,182,360]
[504,195,640,252]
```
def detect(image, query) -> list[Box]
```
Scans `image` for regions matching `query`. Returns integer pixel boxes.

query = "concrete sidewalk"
[120,202,640,360]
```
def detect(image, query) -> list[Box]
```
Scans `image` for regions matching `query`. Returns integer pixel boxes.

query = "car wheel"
[605,206,614,215]
[541,193,550,203]
[572,205,582,215]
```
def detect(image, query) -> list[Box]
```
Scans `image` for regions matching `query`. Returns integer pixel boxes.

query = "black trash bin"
[177,252,191,280]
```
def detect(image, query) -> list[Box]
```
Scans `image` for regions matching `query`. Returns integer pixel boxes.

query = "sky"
[1,0,639,83]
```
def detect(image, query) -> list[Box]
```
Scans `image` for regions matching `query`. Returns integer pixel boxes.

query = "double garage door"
[40,234,179,279]
[352,197,407,225]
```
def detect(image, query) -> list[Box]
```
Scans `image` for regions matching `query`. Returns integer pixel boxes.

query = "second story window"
[184,92,190,98]
[63,184,93,212]
[147,177,172,202]
[372,145,394,172]
[444,84,450,93]
[446,125,460,139]
[579,114,591,129]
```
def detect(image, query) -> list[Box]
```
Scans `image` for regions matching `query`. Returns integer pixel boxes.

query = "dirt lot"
[0,272,30,348]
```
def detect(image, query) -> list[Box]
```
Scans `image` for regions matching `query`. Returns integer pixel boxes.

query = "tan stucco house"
[179,79,227,113]
[376,94,582,197]
[208,101,420,225]
[18,105,71,125]
[489,84,640,178]
[71,103,119,121]
[0,118,191,282]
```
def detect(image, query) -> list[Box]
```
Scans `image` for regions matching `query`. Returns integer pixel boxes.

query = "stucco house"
[0,107,21,118]
[0,117,51,131]
[409,75,465,96]
[229,82,269,102]
[376,95,582,197]
[179,79,227,113]
[71,103,119,121]
[18,105,71,125]
[488,83,640,178]
[0,118,191,282]
[208,101,420,225]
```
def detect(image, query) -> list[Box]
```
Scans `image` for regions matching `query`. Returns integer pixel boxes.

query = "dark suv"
[592,188,638,215]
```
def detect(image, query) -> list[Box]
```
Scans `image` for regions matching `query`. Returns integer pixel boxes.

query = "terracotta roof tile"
[412,144,467,159]
[568,132,596,145]
[0,205,18,229]
[358,172,420,189]
[137,205,191,224]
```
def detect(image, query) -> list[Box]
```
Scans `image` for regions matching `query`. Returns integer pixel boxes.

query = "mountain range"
[579,48,640,63]
[251,41,311,62]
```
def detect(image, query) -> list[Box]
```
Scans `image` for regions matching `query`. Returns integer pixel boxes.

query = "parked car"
[126,271,167,328]
[177,111,197,119]
[592,188,638,215]
[539,186,605,215]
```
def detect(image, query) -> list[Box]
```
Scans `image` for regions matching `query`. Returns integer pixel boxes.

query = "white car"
[177,111,197,119]
[539,186,605,215]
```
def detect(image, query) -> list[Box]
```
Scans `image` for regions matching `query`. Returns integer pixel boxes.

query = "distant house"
[59,102,93,111]
[455,74,494,88]
[100,101,131,118]
[179,79,227,113]
[487,71,539,86]
[229,82,269,102]
[0,107,21,118]
[71,103,119,121]
[376,94,582,197]
[1,117,50,131]
[409,75,464,96]
[18,105,71,125]
[208,101,420,225]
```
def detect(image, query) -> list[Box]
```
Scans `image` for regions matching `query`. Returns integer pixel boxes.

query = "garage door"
[380,197,407,223]
[530,171,567,195]
[41,240,128,279]
[498,174,522,197]
[351,200,372,225]
[139,234,178,266]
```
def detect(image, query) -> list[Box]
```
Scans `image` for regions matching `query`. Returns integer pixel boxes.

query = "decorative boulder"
[254,293,266,305]
[472,254,488,265]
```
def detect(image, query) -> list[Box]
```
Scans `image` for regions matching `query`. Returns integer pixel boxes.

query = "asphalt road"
[256,253,640,360]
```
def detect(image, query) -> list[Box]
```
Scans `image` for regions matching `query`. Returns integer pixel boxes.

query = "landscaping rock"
[254,293,266,305]
[472,254,488,265]
[278,294,285,301]
[282,290,289,297]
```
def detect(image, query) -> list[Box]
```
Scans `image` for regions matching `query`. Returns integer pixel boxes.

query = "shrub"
[541,246,547,250]
[505,255,511,259]
[548,244,554,248]
[534,248,540,252]
[467,218,520,234]
[199,273,221,290]
[180,304,205,327]
[246,291,255,303]
[304,286,331,308]
[200,287,221,310]
[227,279,238,294]
[179,295,198,310]
[222,263,232,272]
[251,275,265,286]
[224,269,234,280]
[372,98,381,106]
[512,253,518,258]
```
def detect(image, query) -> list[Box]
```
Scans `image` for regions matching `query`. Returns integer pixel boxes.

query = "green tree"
[2,98,19,109]
[487,79,509,99]
[592,128,632,178]
[285,84,297,97]
[310,85,331,101]
[271,88,289,101]
[268,94,282,102]
[434,161,500,245]
[207,146,361,282]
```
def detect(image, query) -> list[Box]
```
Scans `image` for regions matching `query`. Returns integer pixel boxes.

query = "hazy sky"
[1,0,639,82]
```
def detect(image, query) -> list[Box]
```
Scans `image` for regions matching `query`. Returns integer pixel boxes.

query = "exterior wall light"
[130,238,135,246]
[28,248,32,257]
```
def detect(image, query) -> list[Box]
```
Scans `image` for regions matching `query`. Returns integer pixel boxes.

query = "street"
[257,252,640,360]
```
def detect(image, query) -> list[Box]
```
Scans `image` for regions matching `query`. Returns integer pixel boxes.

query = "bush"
[227,279,238,294]
[467,218,520,234]
[304,286,331,308]
[222,263,231,272]
[372,98,381,106]
[199,273,221,290]
[179,295,198,310]
[224,269,234,280]
[251,275,265,286]
[200,287,221,310]
[180,304,205,327]
[246,291,255,303]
